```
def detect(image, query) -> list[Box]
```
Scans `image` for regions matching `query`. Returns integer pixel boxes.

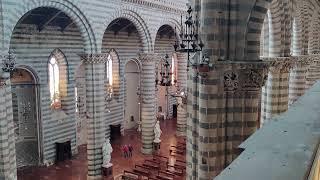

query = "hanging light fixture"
[155,54,173,87]
[174,7,205,69]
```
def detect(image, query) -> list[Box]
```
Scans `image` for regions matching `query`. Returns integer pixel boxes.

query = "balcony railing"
[215,81,320,180]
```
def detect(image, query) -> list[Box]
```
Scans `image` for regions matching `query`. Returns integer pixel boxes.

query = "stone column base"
[176,131,186,137]
[87,175,102,180]
[153,142,161,151]
[102,163,113,178]
[141,147,153,155]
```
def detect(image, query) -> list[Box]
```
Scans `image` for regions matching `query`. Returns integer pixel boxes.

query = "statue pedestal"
[153,141,161,151]
[102,163,113,178]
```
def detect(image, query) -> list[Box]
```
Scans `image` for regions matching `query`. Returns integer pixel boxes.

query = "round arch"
[100,9,153,53]
[5,0,97,53]
[10,65,43,167]
[153,18,182,48]
[14,65,41,84]
[244,0,304,59]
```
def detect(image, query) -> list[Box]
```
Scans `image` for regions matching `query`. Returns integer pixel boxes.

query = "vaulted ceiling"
[18,7,75,32]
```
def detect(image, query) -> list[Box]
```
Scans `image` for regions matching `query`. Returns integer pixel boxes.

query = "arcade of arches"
[0,0,319,180]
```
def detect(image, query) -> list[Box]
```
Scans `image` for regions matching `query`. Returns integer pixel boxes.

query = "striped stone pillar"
[289,56,310,105]
[80,54,107,179]
[262,68,280,124]
[261,58,292,125]
[197,70,222,179]
[186,68,199,179]
[139,53,157,154]
[278,64,291,113]
[223,62,268,164]
[306,56,320,89]
[176,52,188,136]
[186,61,268,179]
[0,72,17,180]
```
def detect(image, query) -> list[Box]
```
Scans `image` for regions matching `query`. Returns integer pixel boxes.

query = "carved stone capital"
[265,57,293,73]
[138,53,161,64]
[224,72,239,91]
[221,61,269,91]
[79,53,109,64]
[292,56,312,68]
[240,69,268,90]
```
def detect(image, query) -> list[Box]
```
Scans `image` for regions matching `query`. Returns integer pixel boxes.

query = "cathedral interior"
[0,0,319,180]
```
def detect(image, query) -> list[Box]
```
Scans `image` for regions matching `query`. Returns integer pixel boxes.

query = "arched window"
[49,56,61,108]
[171,54,177,86]
[171,56,176,85]
[106,49,120,99]
[48,49,68,109]
[107,54,113,86]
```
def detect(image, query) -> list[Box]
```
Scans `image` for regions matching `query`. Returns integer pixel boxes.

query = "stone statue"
[102,138,113,166]
[154,120,162,143]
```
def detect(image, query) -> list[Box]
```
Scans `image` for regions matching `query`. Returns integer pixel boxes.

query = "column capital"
[79,53,109,64]
[265,57,293,73]
[138,53,161,63]
[292,55,312,68]
[221,61,269,91]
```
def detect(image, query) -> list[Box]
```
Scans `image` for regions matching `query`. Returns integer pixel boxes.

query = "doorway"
[11,68,41,167]
[124,60,141,130]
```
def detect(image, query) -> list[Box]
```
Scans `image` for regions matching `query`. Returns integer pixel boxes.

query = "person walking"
[123,145,129,158]
[128,144,133,157]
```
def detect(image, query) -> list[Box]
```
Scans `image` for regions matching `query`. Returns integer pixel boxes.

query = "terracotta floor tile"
[18,119,186,180]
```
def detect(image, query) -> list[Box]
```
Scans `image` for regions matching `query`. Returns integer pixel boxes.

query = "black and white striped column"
[306,55,320,89]
[289,56,310,105]
[176,52,188,136]
[80,54,107,179]
[0,73,17,180]
[186,68,199,179]
[261,58,292,125]
[139,53,157,154]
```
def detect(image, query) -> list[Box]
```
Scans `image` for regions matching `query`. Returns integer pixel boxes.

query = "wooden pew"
[156,170,174,180]
[143,160,159,169]
[153,154,169,163]
[133,168,150,177]
[167,163,185,174]
[122,170,140,180]
[166,165,183,176]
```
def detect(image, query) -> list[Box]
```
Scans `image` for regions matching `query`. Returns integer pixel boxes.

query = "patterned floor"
[17,119,184,180]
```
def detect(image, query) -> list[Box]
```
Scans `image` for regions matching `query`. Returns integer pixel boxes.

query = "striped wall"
[10,24,83,164]
[102,30,142,134]
[2,0,320,179]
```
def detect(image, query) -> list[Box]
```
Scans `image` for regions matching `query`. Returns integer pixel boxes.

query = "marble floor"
[17,119,185,180]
